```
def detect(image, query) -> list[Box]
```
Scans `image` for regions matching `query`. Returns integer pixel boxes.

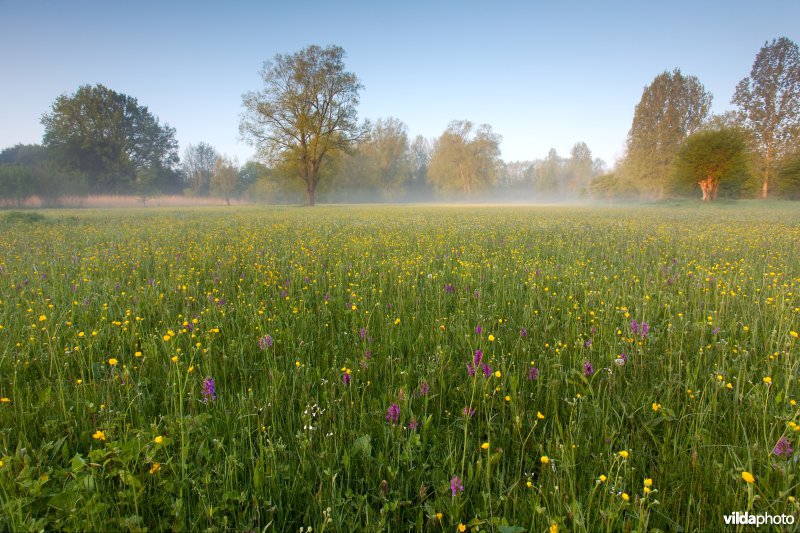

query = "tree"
[41,84,178,192]
[240,44,364,206]
[775,151,800,199]
[211,156,240,205]
[428,120,502,197]
[624,69,712,198]
[732,37,800,198]
[182,142,219,196]
[565,142,595,196]
[671,128,750,201]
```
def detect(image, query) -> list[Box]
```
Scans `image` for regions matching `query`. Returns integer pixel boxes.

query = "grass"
[0,203,798,532]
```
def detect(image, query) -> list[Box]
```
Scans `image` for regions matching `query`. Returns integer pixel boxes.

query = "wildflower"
[408,418,418,430]
[462,406,475,417]
[436,512,443,520]
[644,478,653,487]
[482,363,492,377]
[0,397,11,403]
[520,327,527,338]
[258,334,273,350]
[149,462,161,475]
[417,381,429,396]
[773,436,793,458]
[537,411,545,419]
[540,455,550,465]
[631,319,639,334]
[342,372,351,385]
[450,475,464,497]
[163,334,171,342]
[549,524,559,533]
[652,402,661,412]
[481,442,490,450]
[583,360,594,377]
[791,331,798,339]
[458,524,467,532]
[585,338,592,347]
[598,474,607,483]
[615,353,628,366]
[713,327,720,336]
[621,492,630,502]
[741,471,755,484]
[394,318,400,325]
[201,377,216,402]
[526,480,533,488]
[134,351,142,357]
[475,324,482,334]
[359,327,367,339]
[528,366,539,380]
[385,403,400,425]
[92,430,106,441]
[494,370,501,378]
[38,314,46,322]
[444,283,454,293]
[763,376,772,385]
[473,349,483,365]
[618,450,629,459]
[504,395,511,402]
[108,358,118,366]
[154,436,164,444]
[488,334,496,342]
[467,362,476,377]
[641,322,649,337]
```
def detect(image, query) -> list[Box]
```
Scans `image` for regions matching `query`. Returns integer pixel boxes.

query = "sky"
[1,0,798,168]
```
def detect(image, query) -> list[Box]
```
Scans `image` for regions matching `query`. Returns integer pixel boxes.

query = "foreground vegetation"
[0,203,799,531]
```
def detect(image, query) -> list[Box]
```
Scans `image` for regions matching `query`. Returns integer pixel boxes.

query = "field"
[0,203,799,532]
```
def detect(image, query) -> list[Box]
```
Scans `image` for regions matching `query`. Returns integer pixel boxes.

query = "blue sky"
[1,1,798,168]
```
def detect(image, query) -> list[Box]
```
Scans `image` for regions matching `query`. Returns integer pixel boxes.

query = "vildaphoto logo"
[724,512,795,527]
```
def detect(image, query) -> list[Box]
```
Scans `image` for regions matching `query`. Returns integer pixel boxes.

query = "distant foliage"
[671,128,751,201]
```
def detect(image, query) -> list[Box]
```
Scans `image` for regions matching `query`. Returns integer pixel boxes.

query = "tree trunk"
[761,177,769,199]
[698,178,711,201]
[305,185,315,206]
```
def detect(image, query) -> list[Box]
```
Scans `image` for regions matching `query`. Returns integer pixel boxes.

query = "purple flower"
[640,322,649,338]
[482,363,492,377]
[342,372,351,385]
[258,334,274,350]
[520,327,527,338]
[467,362,476,377]
[385,403,400,425]
[417,381,430,396]
[450,476,464,497]
[462,406,475,417]
[474,349,483,365]
[445,283,454,293]
[585,338,592,348]
[773,436,793,458]
[360,327,367,340]
[631,320,639,335]
[475,324,482,335]
[713,327,720,336]
[528,366,539,380]
[408,418,418,430]
[583,361,594,377]
[201,377,216,402]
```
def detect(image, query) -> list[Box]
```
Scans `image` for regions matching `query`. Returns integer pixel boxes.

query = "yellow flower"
[488,334,495,342]
[435,512,443,520]
[644,478,653,487]
[618,450,629,459]
[540,455,550,465]
[549,524,559,533]
[598,474,607,483]
[526,480,533,488]
[494,370,501,378]
[439,324,445,331]
[742,471,755,484]
[726,382,733,389]
[621,492,630,502]
[458,523,466,532]
[644,487,652,494]
[481,442,490,450]
[108,358,118,366]
[790,331,798,339]
[651,402,661,412]
[154,436,164,444]
[163,335,171,342]
[170,355,178,363]
[149,462,161,475]
[504,395,511,402]
[394,318,401,325]
[0,397,10,403]
[134,351,142,357]
[92,430,106,441]
[38,314,46,322]
[537,411,545,419]
[295,360,301,368]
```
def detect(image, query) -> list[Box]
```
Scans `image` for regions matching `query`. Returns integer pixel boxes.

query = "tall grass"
[0,204,798,531]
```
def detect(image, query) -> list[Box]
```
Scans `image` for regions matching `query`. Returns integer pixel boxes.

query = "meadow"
[0,203,798,532]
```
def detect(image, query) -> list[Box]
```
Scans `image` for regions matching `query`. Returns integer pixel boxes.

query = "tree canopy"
[624,69,712,198]
[732,37,800,198]
[240,44,364,206]
[41,84,179,193]
[428,120,502,197]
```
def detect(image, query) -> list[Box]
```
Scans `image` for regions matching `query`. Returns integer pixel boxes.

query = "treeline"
[1,37,798,206]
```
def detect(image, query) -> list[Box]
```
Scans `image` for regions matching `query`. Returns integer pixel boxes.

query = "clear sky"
[1,0,798,168]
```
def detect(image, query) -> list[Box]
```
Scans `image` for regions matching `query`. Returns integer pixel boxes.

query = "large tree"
[211,156,240,205]
[240,44,364,206]
[624,69,712,198]
[41,84,179,192]
[671,128,750,201]
[732,37,800,198]
[428,120,502,197]
[181,142,219,196]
